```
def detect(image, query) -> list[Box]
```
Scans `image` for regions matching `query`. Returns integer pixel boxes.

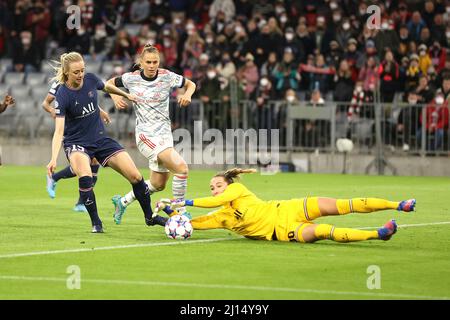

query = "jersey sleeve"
[192,183,246,208]
[168,70,185,89]
[54,90,67,117]
[190,209,229,229]
[48,82,60,96]
[88,73,105,90]
[120,72,131,89]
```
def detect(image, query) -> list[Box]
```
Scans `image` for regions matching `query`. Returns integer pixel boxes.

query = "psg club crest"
[88,91,94,98]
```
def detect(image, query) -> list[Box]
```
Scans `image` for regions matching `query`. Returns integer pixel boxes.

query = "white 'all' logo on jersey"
[82,102,95,116]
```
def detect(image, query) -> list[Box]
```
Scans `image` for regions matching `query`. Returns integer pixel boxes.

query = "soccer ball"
[164,214,193,240]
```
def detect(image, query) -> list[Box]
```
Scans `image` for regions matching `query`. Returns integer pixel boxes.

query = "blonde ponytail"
[215,168,257,184]
[50,52,83,84]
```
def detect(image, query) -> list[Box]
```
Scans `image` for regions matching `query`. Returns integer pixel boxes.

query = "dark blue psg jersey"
[55,73,106,146]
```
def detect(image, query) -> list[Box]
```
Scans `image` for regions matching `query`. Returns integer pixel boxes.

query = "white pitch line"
[0,221,449,260]
[357,221,450,230]
[0,275,448,300]
[0,238,236,259]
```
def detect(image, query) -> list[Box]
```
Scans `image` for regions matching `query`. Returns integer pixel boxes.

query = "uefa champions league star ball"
[164,214,193,240]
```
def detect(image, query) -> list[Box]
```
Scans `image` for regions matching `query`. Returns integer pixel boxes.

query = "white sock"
[121,180,158,207]
[172,174,188,213]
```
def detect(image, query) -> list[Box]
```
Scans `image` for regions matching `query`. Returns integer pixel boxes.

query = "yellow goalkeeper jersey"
[190,183,280,240]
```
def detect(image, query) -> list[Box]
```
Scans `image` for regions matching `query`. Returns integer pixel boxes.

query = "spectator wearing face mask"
[396,92,422,151]
[198,66,223,129]
[9,30,40,73]
[161,33,178,68]
[254,76,275,130]
[418,44,432,75]
[237,53,259,99]
[336,18,355,51]
[280,27,305,64]
[418,93,449,152]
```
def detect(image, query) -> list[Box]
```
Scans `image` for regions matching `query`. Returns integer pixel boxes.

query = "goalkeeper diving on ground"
[118,168,416,243]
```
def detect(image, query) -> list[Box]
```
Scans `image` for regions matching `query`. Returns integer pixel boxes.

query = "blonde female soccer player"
[43,81,111,212]
[106,44,196,225]
[160,169,416,243]
[47,52,166,233]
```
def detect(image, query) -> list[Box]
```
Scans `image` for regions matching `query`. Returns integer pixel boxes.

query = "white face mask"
[356,86,362,92]
[156,18,165,26]
[206,37,213,44]
[408,99,418,105]
[436,96,444,105]
[381,22,389,30]
[342,22,350,30]
[260,78,269,87]
[446,31,450,39]
[207,71,216,79]
[163,40,171,47]
[330,2,338,10]
[275,6,284,14]
[285,33,294,41]
[155,0,162,4]
[280,15,288,24]
[286,95,295,102]
[22,37,31,45]
[174,18,181,25]
[333,15,341,22]
[235,26,242,34]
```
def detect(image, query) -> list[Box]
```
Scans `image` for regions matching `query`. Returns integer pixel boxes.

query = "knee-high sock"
[172,174,188,213]
[52,165,76,182]
[76,164,100,206]
[314,224,379,242]
[121,180,158,207]
[79,176,101,226]
[336,198,399,215]
[132,178,153,223]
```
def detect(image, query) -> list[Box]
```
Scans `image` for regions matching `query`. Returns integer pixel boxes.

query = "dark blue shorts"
[64,137,125,167]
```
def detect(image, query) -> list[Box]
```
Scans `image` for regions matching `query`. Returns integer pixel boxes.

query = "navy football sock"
[91,164,100,186]
[52,166,76,182]
[132,178,154,224]
[79,176,101,226]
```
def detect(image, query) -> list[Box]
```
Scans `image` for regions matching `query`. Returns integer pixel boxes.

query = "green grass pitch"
[0,165,449,300]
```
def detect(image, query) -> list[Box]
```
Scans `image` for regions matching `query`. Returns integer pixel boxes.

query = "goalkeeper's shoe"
[377,219,397,241]
[73,203,88,213]
[92,224,104,233]
[146,215,168,227]
[46,175,56,199]
[112,195,127,225]
[397,199,416,212]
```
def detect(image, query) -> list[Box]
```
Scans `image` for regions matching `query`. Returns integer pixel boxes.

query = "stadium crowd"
[0,0,449,150]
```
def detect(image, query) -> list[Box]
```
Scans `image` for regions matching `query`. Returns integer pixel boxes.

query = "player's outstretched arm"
[178,78,196,107]
[103,82,136,104]
[41,94,56,119]
[47,117,65,176]
[105,78,129,110]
